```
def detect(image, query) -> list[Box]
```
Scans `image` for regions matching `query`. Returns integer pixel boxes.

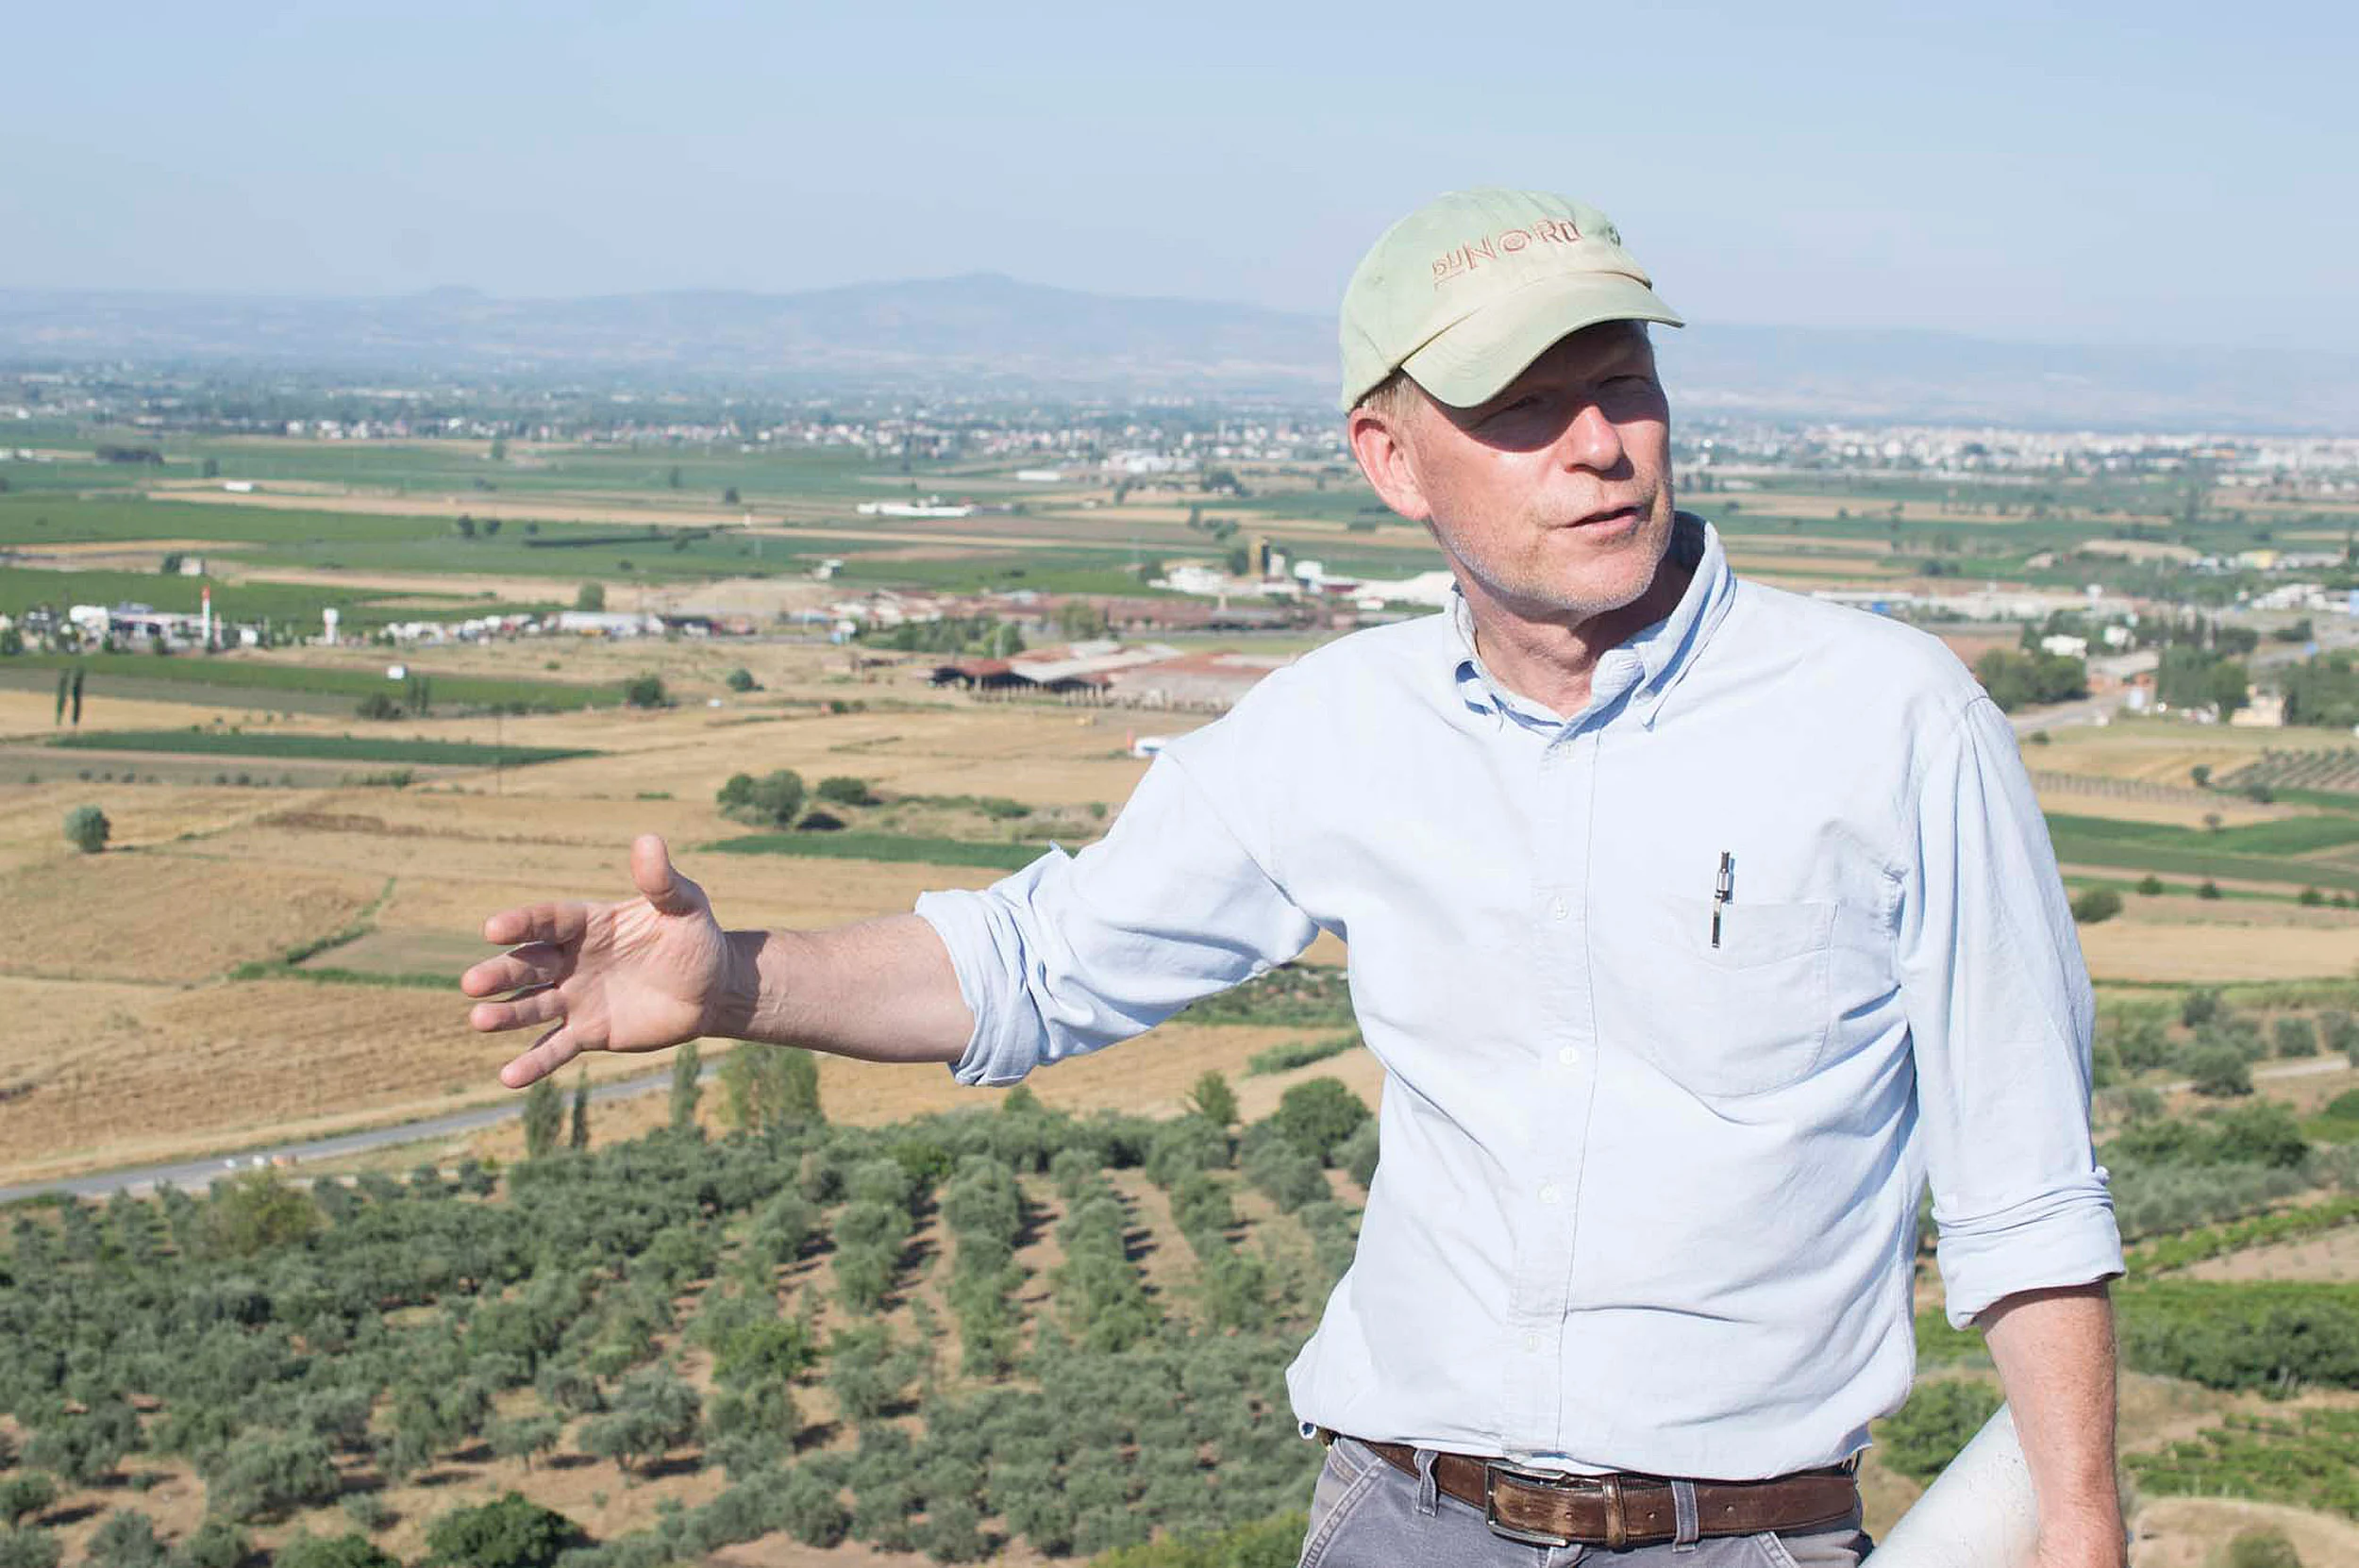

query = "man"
[464,189,2125,1566]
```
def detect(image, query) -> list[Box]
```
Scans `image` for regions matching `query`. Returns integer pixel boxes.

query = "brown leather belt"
[1328,1432,1859,1550]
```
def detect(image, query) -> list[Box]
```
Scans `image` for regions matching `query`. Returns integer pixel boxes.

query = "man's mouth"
[1566,504,1642,528]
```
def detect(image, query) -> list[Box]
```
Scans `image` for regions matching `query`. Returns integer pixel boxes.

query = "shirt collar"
[1448,510,1734,731]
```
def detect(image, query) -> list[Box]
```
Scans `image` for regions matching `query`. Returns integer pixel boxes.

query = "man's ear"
[1347,404,1432,525]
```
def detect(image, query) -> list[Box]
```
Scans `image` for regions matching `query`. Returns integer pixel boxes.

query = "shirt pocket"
[1627,893,1836,1097]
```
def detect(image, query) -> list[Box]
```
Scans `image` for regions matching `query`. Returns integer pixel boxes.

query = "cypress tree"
[670,1042,702,1135]
[522,1076,561,1159]
[568,1069,590,1150]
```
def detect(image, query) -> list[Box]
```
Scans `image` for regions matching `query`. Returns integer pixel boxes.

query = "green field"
[7,651,619,710]
[51,729,594,766]
[703,830,1046,871]
[0,566,435,630]
[2044,810,2359,857]
[0,495,875,586]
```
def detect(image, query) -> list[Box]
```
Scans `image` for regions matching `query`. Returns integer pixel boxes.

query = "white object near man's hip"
[1865,1405,2041,1565]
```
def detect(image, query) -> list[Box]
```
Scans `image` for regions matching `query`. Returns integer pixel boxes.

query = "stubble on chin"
[1497,497,1675,623]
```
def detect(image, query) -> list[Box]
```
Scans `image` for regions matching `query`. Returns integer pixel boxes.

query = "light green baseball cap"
[1338,187,1682,412]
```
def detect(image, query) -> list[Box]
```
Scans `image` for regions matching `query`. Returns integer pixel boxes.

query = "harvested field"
[2183,1222,2359,1283]
[0,778,289,869]
[0,973,675,1184]
[0,847,381,981]
[2036,724,2288,788]
[2131,1497,2359,1566]
[2075,913,2359,983]
[0,686,255,739]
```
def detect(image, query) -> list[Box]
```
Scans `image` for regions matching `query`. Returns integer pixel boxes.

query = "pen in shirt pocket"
[1711,851,1733,947]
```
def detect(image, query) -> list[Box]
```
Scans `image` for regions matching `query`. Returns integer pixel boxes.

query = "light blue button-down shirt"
[915,514,2122,1482]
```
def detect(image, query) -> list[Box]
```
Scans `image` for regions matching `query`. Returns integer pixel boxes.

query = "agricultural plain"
[4,427,2359,1568]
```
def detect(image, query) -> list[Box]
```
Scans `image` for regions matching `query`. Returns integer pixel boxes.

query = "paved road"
[2009,692,2128,735]
[0,1060,713,1206]
[2153,1055,2354,1097]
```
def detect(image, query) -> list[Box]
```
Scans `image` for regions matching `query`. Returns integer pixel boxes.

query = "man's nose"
[1556,399,1626,475]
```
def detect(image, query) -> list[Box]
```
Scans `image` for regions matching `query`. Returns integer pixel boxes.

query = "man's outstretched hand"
[463,834,741,1089]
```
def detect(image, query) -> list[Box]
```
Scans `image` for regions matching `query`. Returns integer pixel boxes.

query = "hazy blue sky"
[10,1,2354,349]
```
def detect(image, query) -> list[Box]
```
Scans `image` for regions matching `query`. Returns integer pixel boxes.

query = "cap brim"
[1400,274,1683,409]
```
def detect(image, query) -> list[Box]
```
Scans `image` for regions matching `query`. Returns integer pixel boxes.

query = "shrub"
[717,768,805,827]
[2119,1281,2359,1392]
[0,1478,55,1531]
[724,667,758,692]
[2183,1045,2253,1098]
[200,1170,320,1257]
[1274,1078,1370,1166]
[85,1511,169,1568]
[2273,1016,2319,1058]
[779,1469,849,1547]
[354,692,400,720]
[1183,1070,1239,1127]
[178,1520,250,1568]
[1241,1134,1328,1212]
[25,1401,137,1487]
[1874,1378,2002,1482]
[342,1491,396,1531]
[2135,875,2166,895]
[1092,1512,1311,1568]
[574,583,606,611]
[273,1532,399,1568]
[814,775,874,806]
[2198,879,2223,900]
[63,805,109,854]
[578,1366,700,1474]
[205,1431,342,1522]
[0,1530,60,1568]
[2224,1526,2305,1568]
[1340,1119,1380,1189]
[795,809,845,832]
[1246,1034,1357,1076]
[423,1492,582,1568]
[2068,888,2122,924]
[2183,988,2223,1028]
[622,673,668,709]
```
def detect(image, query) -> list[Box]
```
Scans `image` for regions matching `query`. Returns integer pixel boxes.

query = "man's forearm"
[1977,1281,2123,1565]
[713,913,975,1067]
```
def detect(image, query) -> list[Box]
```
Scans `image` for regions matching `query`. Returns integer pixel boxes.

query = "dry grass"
[2130,1497,2359,1567]
[0,847,381,981]
[2075,910,2359,983]
[2183,1223,2359,1284]
[0,689,260,742]
[2035,723,2292,788]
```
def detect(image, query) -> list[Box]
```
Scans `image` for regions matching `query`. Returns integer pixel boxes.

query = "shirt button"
[1557,1045,1581,1067]
[1538,1182,1561,1205]
[1548,897,1568,922]
[1522,1331,1544,1353]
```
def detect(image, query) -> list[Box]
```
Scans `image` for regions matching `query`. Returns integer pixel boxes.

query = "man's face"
[1352,322,1675,626]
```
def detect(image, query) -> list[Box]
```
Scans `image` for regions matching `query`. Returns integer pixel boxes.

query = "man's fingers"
[482,901,590,948]
[469,985,565,1035]
[630,833,706,917]
[499,1024,581,1090]
[460,942,569,998]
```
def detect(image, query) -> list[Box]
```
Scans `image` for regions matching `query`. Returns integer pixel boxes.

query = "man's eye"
[1484,396,1541,421]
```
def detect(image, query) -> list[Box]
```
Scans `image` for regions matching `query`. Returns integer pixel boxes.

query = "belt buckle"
[1483,1462,1626,1549]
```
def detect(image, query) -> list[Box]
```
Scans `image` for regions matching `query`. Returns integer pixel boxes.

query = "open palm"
[462,835,736,1088]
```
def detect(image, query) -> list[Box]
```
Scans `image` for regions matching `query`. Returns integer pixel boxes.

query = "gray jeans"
[1298,1437,1873,1568]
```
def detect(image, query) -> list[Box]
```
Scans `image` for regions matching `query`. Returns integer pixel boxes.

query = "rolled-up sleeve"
[1897,697,2124,1326]
[914,749,1320,1088]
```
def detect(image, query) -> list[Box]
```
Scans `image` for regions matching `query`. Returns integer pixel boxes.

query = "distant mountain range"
[2,273,2351,431]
